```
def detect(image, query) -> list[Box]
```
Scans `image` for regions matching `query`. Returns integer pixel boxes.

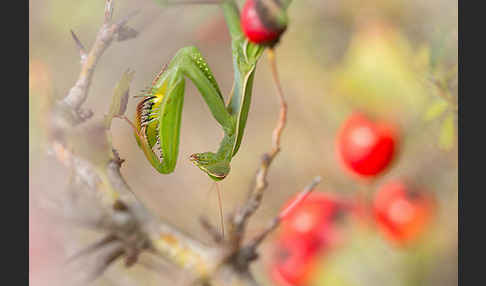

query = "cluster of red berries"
[268,112,437,286]
[270,192,352,286]
[239,3,437,284]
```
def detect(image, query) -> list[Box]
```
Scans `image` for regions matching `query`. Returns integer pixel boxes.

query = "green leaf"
[104,69,135,128]
[438,114,456,151]
[423,100,448,122]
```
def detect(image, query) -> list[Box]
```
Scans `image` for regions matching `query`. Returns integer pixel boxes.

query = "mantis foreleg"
[135,46,238,180]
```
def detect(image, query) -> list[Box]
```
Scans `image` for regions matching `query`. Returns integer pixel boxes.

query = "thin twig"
[70,30,87,64]
[199,216,223,243]
[61,0,138,114]
[84,242,125,283]
[247,176,322,249]
[267,49,288,156]
[66,234,117,264]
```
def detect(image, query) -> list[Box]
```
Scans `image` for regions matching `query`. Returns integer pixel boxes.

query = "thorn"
[70,30,87,64]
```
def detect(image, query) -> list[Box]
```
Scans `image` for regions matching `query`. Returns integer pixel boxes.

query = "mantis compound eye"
[241,0,288,46]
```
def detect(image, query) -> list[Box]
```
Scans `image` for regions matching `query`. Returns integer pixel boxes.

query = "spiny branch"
[50,1,216,282]
[60,0,139,121]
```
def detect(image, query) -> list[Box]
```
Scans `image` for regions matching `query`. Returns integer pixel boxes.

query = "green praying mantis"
[133,1,270,181]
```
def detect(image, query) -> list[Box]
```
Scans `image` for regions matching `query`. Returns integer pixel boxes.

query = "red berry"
[279,192,347,247]
[270,235,320,286]
[372,180,436,245]
[336,112,398,178]
[241,0,287,45]
[269,193,351,285]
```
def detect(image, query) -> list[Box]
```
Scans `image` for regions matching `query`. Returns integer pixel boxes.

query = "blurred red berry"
[269,193,352,285]
[270,235,320,286]
[279,192,347,248]
[336,112,398,178]
[241,0,287,45]
[373,180,436,245]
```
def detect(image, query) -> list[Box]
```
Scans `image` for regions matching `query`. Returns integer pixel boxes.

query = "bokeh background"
[29,0,458,285]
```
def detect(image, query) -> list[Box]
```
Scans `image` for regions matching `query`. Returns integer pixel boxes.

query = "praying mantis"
[133,1,278,181]
[126,0,290,237]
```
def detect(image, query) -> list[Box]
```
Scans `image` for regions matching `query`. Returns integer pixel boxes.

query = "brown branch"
[60,0,139,119]
[53,138,218,281]
[49,1,219,283]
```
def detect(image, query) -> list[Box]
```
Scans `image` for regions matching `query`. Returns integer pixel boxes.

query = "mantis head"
[189,152,231,181]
